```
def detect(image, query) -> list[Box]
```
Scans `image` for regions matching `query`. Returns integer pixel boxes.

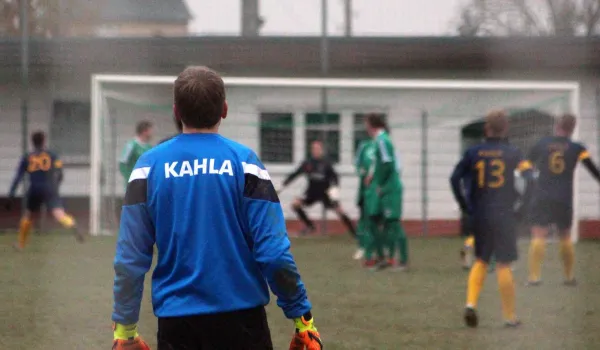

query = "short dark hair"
[136,120,153,135]
[557,113,576,135]
[31,131,45,149]
[366,114,387,130]
[174,66,226,129]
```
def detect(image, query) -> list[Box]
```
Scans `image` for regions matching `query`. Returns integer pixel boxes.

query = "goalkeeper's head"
[555,113,576,138]
[484,109,508,138]
[173,66,228,133]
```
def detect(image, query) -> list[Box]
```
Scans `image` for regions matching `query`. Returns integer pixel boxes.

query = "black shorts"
[529,199,573,230]
[157,306,273,350]
[26,188,61,212]
[473,214,517,264]
[301,191,337,209]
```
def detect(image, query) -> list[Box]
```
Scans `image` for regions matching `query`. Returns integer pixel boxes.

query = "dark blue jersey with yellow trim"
[450,138,532,215]
[528,136,588,204]
[112,133,311,325]
[9,149,63,196]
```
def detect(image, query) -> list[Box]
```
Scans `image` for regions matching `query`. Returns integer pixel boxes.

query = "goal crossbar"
[90,75,580,239]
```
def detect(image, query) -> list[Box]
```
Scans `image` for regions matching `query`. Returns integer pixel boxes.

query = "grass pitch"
[0,232,600,349]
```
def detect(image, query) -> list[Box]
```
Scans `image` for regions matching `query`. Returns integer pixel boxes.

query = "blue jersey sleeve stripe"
[124,179,147,206]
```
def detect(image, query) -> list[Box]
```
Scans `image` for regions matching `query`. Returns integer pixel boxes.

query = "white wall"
[1,73,598,223]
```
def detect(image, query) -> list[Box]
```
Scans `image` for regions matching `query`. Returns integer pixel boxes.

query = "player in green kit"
[119,121,154,184]
[355,138,376,263]
[364,115,409,270]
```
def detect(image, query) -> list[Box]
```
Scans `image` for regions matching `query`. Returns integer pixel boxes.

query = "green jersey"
[371,130,402,194]
[119,139,152,182]
[355,140,376,203]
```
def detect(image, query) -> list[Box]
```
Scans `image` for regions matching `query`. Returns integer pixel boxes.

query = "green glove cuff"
[293,312,316,332]
[113,323,139,340]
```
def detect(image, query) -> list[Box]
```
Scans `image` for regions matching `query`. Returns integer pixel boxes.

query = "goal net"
[91,76,579,240]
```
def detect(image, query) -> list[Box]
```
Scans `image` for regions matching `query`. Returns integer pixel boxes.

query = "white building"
[1,37,599,237]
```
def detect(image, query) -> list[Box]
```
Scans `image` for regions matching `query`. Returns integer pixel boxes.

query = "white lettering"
[194,158,207,175]
[179,161,193,177]
[165,162,179,178]
[209,159,220,174]
[219,160,233,176]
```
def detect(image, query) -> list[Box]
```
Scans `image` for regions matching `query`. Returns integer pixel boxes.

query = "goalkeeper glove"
[112,323,151,350]
[326,186,340,201]
[289,312,323,350]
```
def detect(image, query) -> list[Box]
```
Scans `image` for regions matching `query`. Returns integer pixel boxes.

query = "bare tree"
[0,0,97,38]
[456,0,600,36]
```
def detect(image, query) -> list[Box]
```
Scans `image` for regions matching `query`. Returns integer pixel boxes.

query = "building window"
[305,113,340,163]
[260,113,294,163]
[50,100,91,165]
[353,113,387,157]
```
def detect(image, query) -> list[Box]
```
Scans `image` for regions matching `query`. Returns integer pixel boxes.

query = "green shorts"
[380,191,401,220]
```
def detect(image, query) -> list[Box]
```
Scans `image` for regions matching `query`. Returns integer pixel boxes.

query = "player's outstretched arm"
[8,157,27,198]
[112,163,154,350]
[450,152,470,214]
[242,155,322,349]
[579,149,600,183]
[282,160,307,188]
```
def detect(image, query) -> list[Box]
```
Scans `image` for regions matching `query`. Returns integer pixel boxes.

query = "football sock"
[559,237,575,281]
[528,237,546,282]
[384,220,398,261]
[58,214,76,229]
[497,266,516,321]
[17,217,33,249]
[368,217,385,260]
[464,235,475,249]
[466,260,488,308]
[339,213,357,238]
[294,207,314,229]
[356,217,367,248]
[397,223,409,264]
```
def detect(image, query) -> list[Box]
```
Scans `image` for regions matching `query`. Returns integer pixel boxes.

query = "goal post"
[90,75,580,241]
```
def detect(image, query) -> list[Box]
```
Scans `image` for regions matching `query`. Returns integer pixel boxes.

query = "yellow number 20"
[27,153,51,172]
[475,159,505,188]
[549,151,565,174]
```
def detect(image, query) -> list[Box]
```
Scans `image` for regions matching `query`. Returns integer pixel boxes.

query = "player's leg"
[460,214,475,270]
[332,203,357,239]
[557,204,575,285]
[395,187,409,268]
[48,192,85,242]
[353,201,367,260]
[494,222,520,326]
[464,220,491,328]
[291,197,316,235]
[527,200,550,285]
[15,191,40,250]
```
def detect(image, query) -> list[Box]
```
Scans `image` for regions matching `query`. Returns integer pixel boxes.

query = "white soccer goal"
[90,75,580,241]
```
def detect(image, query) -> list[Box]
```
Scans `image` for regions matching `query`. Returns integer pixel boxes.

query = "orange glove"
[289,312,323,350]
[112,323,151,350]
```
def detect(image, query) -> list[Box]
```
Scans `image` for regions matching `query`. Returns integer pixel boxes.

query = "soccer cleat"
[504,319,522,328]
[376,258,393,271]
[299,226,316,236]
[362,259,378,271]
[525,280,542,287]
[353,248,365,260]
[563,279,577,287]
[12,242,23,252]
[464,307,478,328]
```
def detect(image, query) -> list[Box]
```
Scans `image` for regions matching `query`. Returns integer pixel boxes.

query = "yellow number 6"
[549,152,565,174]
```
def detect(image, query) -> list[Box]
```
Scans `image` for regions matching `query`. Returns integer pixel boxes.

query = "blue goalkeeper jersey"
[112,133,311,324]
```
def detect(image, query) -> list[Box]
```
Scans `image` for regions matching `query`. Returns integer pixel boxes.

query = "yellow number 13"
[475,159,505,188]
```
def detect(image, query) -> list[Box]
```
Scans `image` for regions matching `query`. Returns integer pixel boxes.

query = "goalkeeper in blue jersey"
[112,66,322,350]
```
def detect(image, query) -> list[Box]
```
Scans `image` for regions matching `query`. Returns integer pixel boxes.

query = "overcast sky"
[185,0,464,36]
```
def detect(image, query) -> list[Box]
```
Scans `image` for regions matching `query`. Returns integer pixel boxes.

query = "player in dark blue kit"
[111,66,322,350]
[5,131,84,250]
[451,110,533,328]
[526,114,600,286]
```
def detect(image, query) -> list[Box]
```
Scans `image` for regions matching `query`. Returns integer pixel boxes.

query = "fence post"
[421,110,429,237]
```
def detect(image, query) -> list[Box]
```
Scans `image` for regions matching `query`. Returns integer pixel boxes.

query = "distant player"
[5,131,84,250]
[111,66,321,350]
[364,115,409,270]
[119,120,153,186]
[526,114,600,286]
[280,140,357,240]
[450,110,533,328]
